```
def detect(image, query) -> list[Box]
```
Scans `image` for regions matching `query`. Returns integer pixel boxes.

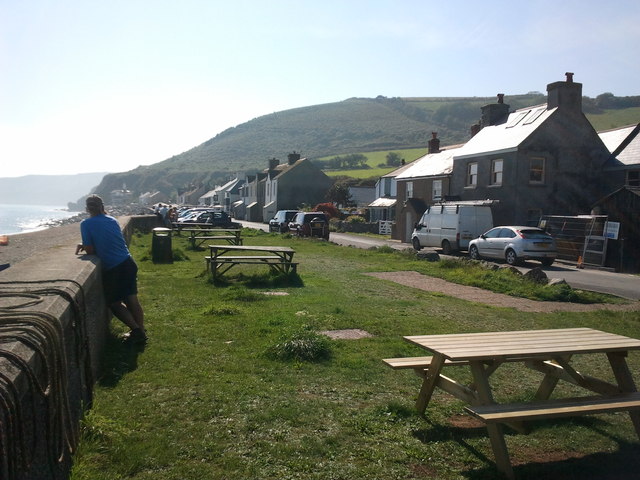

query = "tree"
[386,152,402,167]
[325,181,353,207]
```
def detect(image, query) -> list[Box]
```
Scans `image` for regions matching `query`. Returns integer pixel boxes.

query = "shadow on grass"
[414,416,640,479]
[97,331,146,388]
[464,442,640,480]
[209,271,304,289]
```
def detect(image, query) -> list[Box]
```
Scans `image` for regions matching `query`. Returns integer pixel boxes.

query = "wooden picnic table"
[207,244,296,279]
[184,228,242,249]
[389,328,640,479]
[171,222,239,235]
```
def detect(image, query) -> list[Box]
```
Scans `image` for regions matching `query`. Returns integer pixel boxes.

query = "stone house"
[392,133,460,242]
[451,73,611,226]
[368,159,416,223]
[262,152,333,221]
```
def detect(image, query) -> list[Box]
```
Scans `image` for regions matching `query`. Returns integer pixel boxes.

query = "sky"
[1,0,639,178]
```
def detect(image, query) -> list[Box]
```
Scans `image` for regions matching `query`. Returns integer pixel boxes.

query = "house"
[348,185,376,208]
[593,123,640,271]
[392,133,461,242]
[177,184,206,205]
[451,73,611,226]
[238,173,267,222]
[199,177,245,213]
[368,158,416,223]
[262,152,333,221]
[599,123,640,191]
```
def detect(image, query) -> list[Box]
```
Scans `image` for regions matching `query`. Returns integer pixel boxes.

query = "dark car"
[288,212,330,239]
[182,210,238,228]
[269,210,299,233]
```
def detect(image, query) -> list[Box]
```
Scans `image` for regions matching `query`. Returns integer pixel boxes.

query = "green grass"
[71,230,640,480]
[321,147,427,179]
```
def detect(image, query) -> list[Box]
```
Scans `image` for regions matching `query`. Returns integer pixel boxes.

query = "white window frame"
[406,181,414,199]
[432,179,442,201]
[467,162,478,187]
[491,159,503,185]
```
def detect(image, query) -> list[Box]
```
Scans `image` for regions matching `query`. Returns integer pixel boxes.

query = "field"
[71,230,640,480]
[320,148,428,179]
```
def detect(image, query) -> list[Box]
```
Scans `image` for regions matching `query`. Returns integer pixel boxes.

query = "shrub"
[345,215,365,224]
[266,326,332,362]
[313,203,340,218]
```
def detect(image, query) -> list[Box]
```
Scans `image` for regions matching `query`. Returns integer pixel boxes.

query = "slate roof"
[454,104,557,160]
[599,124,640,167]
[395,146,462,180]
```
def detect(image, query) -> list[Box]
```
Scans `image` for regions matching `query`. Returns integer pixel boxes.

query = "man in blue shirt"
[76,195,146,343]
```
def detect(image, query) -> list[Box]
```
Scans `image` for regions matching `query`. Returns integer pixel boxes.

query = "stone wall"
[0,215,156,480]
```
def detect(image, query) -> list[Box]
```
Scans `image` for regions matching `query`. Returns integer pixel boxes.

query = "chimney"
[428,132,440,154]
[470,122,481,138]
[268,157,280,170]
[287,151,301,165]
[480,94,510,127]
[546,72,582,114]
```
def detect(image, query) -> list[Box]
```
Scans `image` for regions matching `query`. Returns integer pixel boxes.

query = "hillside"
[92,93,640,201]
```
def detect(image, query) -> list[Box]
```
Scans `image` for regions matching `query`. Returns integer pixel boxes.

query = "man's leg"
[124,294,145,332]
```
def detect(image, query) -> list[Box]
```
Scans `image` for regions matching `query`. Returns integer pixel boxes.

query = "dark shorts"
[102,256,138,304]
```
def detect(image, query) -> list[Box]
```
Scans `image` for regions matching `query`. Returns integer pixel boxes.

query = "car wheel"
[540,258,554,267]
[412,237,422,251]
[441,240,452,255]
[469,245,481,260]
[505,249,519,266]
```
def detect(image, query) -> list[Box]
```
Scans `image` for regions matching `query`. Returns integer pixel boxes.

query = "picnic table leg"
[415,354,445,415]
[607,352,640,438]
[469,361,514,480]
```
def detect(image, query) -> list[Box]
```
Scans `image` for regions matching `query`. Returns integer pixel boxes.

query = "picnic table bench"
[387,328,640,479]
[206,245,296,279]
[185,228,242,249]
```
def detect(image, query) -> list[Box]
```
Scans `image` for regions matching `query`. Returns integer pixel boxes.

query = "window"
[529,157,545,183]
[432,180,442,201]
[467,163,478,187]
[491,159,503,185]
[406,181,414,199]
[628,170,640,187]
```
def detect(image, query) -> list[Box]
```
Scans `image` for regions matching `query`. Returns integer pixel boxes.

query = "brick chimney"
[547,72,582,114]
[480,93,510,127]
[287,151,301,165]
[428,132,440,154]
[268,158,280,170]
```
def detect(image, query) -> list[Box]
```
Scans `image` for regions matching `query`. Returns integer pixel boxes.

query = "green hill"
[92,94,640,201]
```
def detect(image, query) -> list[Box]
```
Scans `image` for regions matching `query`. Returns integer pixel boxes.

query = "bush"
[266,326,332,362]
[345,215,365,224]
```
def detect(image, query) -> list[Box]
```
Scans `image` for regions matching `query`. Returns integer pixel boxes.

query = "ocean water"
[0,204,82,235]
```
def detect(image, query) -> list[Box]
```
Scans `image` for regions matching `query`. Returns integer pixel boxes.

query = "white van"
[411,202,495,254]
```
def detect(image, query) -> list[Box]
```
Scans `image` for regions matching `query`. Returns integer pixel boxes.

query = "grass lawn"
[71,229,640,480]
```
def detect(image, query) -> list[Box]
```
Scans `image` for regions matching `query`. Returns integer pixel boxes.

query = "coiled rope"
[0,279,94,480]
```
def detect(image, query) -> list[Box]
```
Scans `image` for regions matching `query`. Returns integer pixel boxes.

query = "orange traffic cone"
[577,256,584,269]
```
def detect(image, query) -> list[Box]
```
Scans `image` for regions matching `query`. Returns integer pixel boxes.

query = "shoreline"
[1,204,154,269]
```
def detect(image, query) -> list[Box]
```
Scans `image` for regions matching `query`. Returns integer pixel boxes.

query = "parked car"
[288,212,330,239]
[411,202,494,254]
[468,226,557,266]
[269,210,299,233]
[182,210,238,228]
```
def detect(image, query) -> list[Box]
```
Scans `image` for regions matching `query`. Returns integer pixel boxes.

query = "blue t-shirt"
[80,214,131,271]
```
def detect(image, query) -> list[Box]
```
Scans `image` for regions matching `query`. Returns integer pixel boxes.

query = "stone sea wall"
[0,215,157,480]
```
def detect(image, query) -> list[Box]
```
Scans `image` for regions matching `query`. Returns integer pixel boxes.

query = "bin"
[152,227,173,263]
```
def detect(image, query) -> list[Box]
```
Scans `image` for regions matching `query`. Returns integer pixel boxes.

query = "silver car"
[468,226,557,266]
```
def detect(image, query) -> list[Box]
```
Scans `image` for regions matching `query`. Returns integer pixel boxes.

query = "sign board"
[604,221,620,240]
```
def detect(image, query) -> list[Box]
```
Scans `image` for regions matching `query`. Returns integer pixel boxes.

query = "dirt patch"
[320,329,373,340]
[365,271,640,313]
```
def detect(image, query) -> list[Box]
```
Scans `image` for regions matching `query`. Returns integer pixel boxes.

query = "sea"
[0,204,82,235]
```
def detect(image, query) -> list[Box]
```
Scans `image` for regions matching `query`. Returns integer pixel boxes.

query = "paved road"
[240,220,640,301]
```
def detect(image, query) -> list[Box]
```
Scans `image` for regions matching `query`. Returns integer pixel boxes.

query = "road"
[240,220,640,301]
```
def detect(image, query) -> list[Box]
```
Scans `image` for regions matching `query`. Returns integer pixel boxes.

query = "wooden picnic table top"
[404,327,640,362]
[187,228,242,234]
[209,245,294,254]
